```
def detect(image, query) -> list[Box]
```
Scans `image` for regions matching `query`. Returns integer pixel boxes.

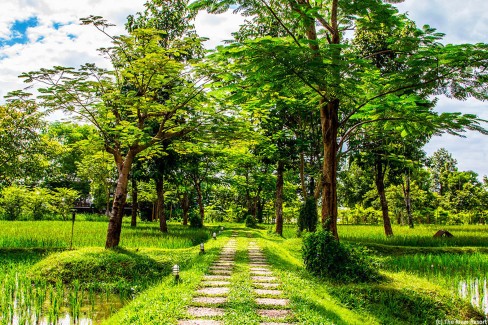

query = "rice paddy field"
[0,219,210,249]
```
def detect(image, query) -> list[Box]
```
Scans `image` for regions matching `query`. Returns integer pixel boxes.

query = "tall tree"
[192,0,488,239]
[0,93,45,186]
[21,13,212,248]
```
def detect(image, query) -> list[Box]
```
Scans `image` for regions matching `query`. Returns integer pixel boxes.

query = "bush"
[298,197,318,233]
[302,230,381,282]
[245,214,257,228]
[0,185,29,220]
[189,210,203,228]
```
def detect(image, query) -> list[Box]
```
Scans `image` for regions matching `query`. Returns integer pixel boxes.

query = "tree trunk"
[320,99,339,239]
[194,177,205,225]
[403,173,414,228]
[131,177,138,227]
[299,152,308,199]
[105,153,134,249]
[156,177,167,233]
[375,158,394,236]
[105,187,111,217]
[275,160,284,236]
[181,191,189,225]
[256,197,264,223]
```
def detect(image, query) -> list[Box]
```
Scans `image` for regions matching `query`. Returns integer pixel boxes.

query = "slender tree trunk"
[181,192,189,225]
[194,177,205,225]
[105,188,111,217]
[403,173,414,228]
[156,177,167,233]
[131,177,138,227]
[256,198,264,223]
[320,99,339,239]
[299,152,308,199]
[375,158,394,236]
[105,153,134,249]
[275,160,285,236]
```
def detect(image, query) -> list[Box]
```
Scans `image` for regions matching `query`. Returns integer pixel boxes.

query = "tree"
[427,148,458,195]
[192,0,488,239]
[0,94,45,186]
[21,14,213,248]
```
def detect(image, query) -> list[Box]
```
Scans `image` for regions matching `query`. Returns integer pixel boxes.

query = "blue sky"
[0,0,487,176]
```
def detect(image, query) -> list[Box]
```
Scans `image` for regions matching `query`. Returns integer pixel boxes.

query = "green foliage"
[0,185,78,221]
[297,197,318,233]
[244,214,257,228]
[189,210,203,228]
[339,205,382,224]
[302,230,381,282]
[0,185,29,220]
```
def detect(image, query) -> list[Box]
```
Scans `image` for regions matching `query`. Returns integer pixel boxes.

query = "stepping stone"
[259,323,294,325]
[210,266,233,270]
[178,320,222,325]
[251,270,273,276]
[254,289,283,296]
[210,270,232,275]
[192,296,227,304]
[254,282,280,289]
[201,281,230,287]
[257,309,292,318]
[187,307,224,317]
[251,267,270,271]
[252,276,277,282]
[250,263,269,266]
[203,275,230,281]
[256,298,289,306]
[196,287,230,295]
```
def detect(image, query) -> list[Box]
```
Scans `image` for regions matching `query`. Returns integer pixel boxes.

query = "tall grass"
[339,224,488,247]
[0,220,210,249]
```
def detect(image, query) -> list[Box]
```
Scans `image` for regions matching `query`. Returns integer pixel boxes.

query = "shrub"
[302,230,381,282]
[189,210,203,228]
[297,197,318,233]
[0,185,29,220]
[245,214,257,228]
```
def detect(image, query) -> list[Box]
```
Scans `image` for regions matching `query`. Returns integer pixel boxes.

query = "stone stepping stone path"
[178,233,238,325]
[248,241,295,325]
[179,233,295,325]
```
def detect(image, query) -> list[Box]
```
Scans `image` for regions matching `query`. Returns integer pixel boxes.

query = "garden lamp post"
[70,208,76,250]
[200,243,205,254]
[212,232,217,240]
[172,264,180,281]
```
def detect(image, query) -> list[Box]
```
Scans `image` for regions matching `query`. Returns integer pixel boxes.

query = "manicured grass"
[0,220,210,249]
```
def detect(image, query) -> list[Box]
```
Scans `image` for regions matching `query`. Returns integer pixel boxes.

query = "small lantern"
[221,226,224,231]
[212,232,217,240]
[172,264,180,281]
[200,242,205,254]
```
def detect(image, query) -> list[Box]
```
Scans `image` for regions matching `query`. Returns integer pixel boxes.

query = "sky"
[0,0,487,176]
